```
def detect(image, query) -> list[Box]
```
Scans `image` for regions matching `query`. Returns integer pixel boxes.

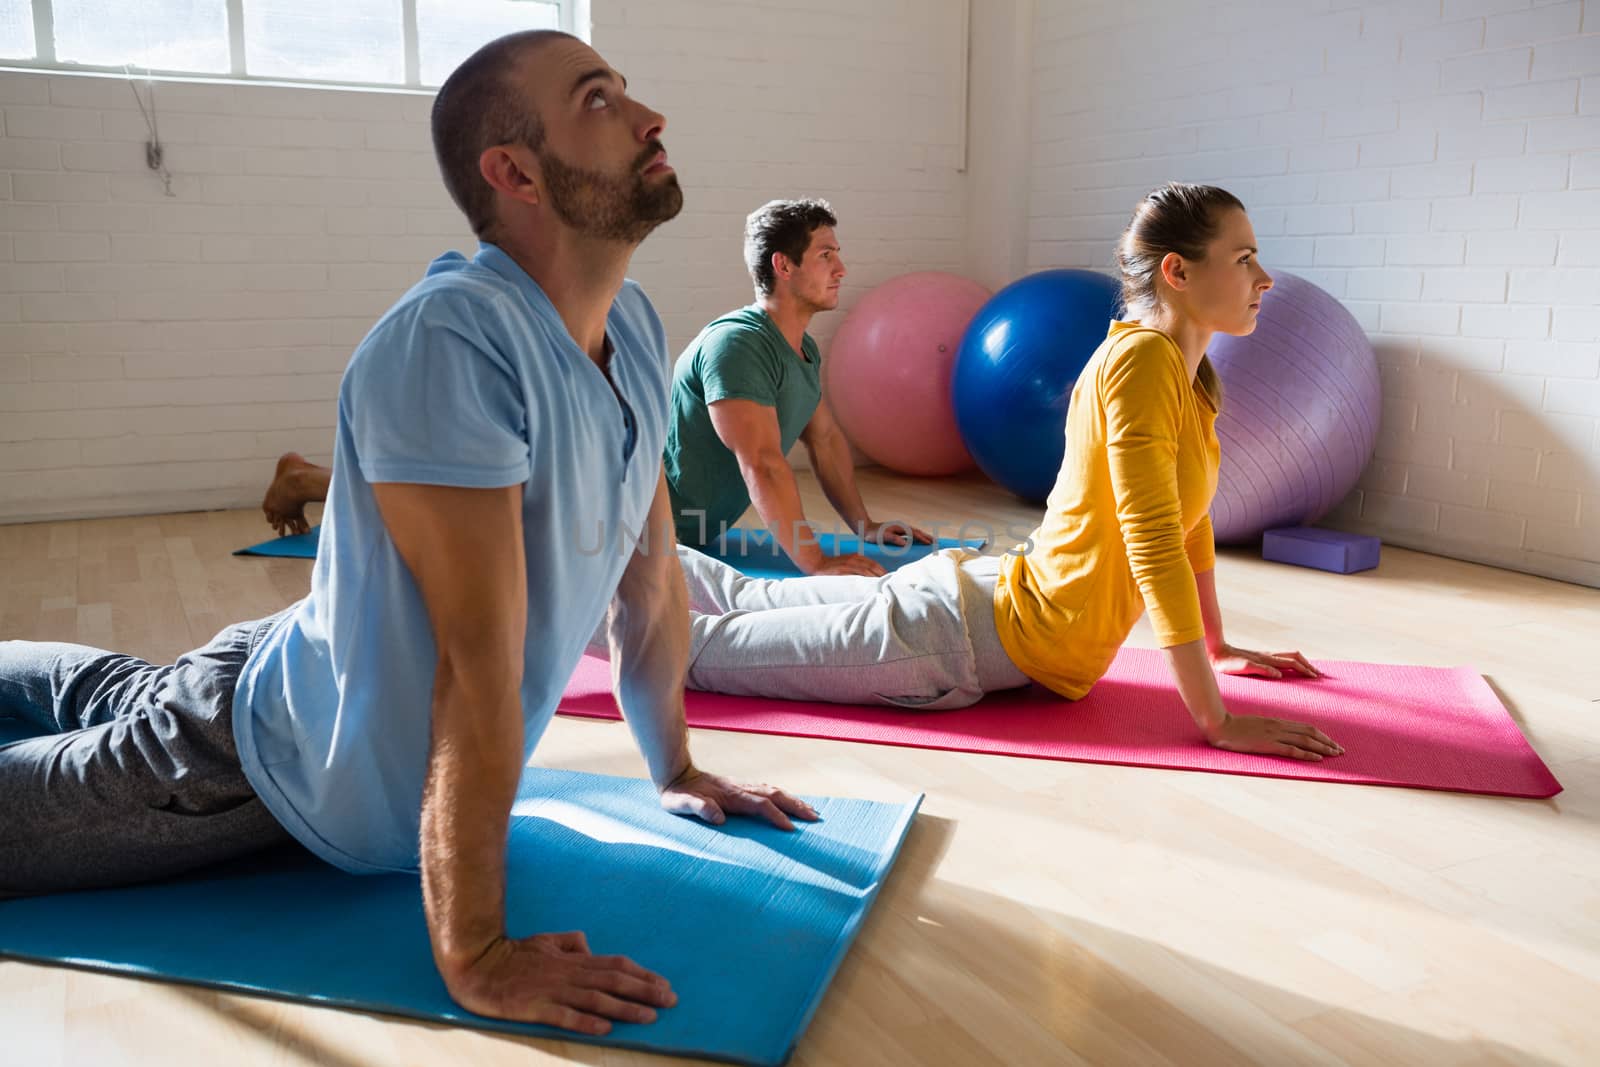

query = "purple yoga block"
[1261,526,1381,574]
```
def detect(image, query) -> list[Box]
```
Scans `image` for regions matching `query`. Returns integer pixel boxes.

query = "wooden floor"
[2,468,1598,1067]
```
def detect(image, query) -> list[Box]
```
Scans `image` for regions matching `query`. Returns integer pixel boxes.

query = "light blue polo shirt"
[232,243,671,874]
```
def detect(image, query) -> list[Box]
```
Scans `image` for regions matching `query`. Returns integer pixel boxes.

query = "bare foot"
[261,452,329,537]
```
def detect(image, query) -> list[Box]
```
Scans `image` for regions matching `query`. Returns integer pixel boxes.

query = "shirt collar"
[474,242,637,376]
[476,242,561,321]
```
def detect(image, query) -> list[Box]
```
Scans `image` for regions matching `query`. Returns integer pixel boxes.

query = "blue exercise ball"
[952,269,1124,501]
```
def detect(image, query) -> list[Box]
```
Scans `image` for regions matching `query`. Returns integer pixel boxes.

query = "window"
[0,0,577,88]
[245,1,403,84]
[54,2,232,73]
[0,2,35,59]
[417,0,560,87]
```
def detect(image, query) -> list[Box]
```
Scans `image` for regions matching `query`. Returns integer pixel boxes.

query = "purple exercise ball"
[1207,272,1380,544]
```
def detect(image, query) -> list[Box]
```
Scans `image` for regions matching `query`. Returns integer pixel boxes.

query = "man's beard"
[539,141,683,243]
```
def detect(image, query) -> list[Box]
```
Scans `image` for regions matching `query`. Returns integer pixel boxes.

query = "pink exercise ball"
[824,271,991,476]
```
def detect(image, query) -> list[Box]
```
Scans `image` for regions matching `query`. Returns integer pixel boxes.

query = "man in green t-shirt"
[255,200,934,576]
[664,199,931,577]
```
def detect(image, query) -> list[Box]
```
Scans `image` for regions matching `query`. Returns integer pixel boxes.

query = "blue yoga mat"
[0,769,921,1066]
[703,528,986,579]
[236,524,985,576]
[234,527,321,557]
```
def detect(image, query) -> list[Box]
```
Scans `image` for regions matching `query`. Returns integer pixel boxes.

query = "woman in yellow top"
[593,183,1342,762]
[991,183,1339,760]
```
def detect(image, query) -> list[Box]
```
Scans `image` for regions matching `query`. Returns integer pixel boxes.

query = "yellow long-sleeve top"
[993,321,1220,699]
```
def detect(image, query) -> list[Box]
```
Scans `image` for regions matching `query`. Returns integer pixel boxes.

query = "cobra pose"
[2,30,814,1035]
[596,183,1342,763]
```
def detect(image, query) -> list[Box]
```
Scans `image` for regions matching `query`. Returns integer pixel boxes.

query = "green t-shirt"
[664,305,822,546]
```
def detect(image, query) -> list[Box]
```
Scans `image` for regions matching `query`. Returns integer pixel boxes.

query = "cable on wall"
[124,65,175,197]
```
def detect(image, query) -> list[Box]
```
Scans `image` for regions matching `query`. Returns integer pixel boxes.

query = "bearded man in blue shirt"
[0,30,815,1035]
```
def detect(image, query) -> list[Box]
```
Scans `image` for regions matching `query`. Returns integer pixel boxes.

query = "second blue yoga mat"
[237,524,982,573]
[233,527,321,557]
[704,528,986,578]
[0,769,922,1067]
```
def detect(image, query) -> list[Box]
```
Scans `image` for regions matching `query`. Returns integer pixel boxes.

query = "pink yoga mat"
[558,650,1561,798]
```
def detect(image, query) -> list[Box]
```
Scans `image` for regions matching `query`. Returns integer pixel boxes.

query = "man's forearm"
[741,455,824,570]
[807,435,870,529]
[608,550,694,788]
[420,659,526,976]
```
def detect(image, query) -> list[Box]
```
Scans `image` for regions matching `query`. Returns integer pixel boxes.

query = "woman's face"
[1178,207,1274,335]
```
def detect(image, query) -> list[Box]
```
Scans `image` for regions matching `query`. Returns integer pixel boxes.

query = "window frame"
[3,0,582,90]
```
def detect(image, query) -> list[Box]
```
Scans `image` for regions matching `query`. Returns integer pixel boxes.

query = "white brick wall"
[1026,0,1600,586]
[0,71,469,522]
[0,0,968,522]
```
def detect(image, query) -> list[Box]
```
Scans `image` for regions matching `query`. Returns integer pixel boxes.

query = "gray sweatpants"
[594,546,1031,709]
[0,613,294,897]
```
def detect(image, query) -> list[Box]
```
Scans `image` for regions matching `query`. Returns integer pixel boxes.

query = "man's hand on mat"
[859,520,935,547]
[659,766,821,830]
[1207,713,1344,761]
[1210,644,1322,680]
[444,930,676,1034]
[810,553,887,578]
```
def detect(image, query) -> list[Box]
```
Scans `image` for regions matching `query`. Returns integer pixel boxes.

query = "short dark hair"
[431,30,570,237]
[743,199,838,296]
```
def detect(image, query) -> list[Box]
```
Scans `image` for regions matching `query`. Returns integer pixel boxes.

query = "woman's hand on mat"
[443,930,676,1034]
[1206,712,1343,761]
[809,553,887,578]
[859,520,935,547]
[659,767,821,830]
[1209,643,1322,680]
